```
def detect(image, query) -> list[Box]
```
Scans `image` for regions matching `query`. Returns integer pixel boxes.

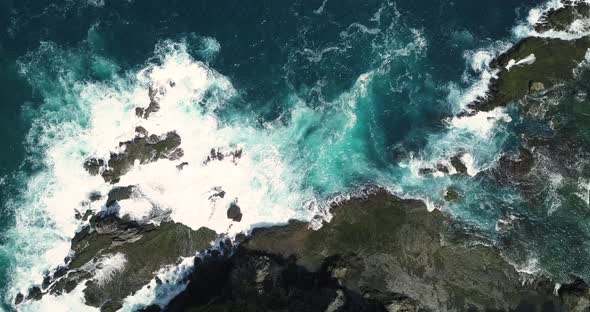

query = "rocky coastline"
[13,2,590,311]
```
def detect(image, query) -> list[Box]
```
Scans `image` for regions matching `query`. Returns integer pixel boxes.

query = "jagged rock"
[466,2,590,113]
[37,212,217,312]
[436,163,449,174]
[135,126,148,137]
[559,278,590,311]
[25,286,42,301]
[227,202,242,222]
[165,249,386,312]
[83,130,183,183]
[529,81,545,93]
[106,185,136,207]
[535,2,590,33]
[176,161,188,170]
[418,168,435,176]
[497,148,535,177]
[450,154,468,175]
[208,187,225,201]
[443,189,462,202]
[135,86,161,119]
[161,191,569,311]
[14,293,23,305]
[135,107,144,118]
[204,147,243,164]
[88,191,102,202]
[239,190,561,311]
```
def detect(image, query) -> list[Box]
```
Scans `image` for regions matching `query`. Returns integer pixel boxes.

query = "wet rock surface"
[469,36,590,112]
[22,212,217,312]
[226,201,242,222]
[535,1,590,33]
[83,130,183,183]
[467,3,590,113]
[161,191,574,312]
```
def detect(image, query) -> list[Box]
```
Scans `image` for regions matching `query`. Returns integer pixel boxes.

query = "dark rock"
[227,202,242,222]
[138,304,162,312]
[83,158,104,176]
[83,130,182,183]
[444,189,462,202]
[240,190,561,311]
[559,278,590,311]
[176,162,188,170]
[106,185,136,207]
[142,86,161,119]
[418,168,435,176]
[204,147,243,165]
[450,154,468,175]
[135,107,144,117]
[155,276,162,285]
[135,126,148,137]
[234,232,247,244]
[25,286,42,301]
[436,163,449,174]
[39,212,217,311]
[468,36,590,112]
[88,191,102,202]
[498,148,535,177]
[208,187,226,201]
[168,148,184,161]
[155,191,587,311]
[42,275,51,289]
[14,293,23,305]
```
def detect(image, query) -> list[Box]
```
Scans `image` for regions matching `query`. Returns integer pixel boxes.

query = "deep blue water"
[9,0,590,310]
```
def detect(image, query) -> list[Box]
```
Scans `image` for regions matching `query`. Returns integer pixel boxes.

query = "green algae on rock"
[28,213,217,312]
[83,129,184,183]
[469,37,590,112]
[162,190,582,312]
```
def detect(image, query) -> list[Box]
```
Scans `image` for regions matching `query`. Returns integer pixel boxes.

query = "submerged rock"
[443,188,462,202]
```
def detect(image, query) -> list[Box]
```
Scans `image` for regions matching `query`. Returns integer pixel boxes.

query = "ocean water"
[2,0,590,310]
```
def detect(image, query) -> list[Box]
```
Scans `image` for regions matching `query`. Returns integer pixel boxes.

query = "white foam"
[120,256,195,311]
[18,283,97,312]
[506,53,536,71]
[515,257,542,275]
[8,40,330,308]
[93,253,128,287]
[460,153,479,177]
[448,107,512,137]
[575,178,590,207]
[514,0,590,40]
[77,41,322,236]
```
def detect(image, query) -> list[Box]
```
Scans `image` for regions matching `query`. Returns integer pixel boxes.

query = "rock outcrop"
[20,213,217,312]
[467,3,590,113]
[83,129,183,183]
[160,190,569,312]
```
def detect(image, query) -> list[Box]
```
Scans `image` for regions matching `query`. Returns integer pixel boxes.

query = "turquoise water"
[5,0,590,309]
